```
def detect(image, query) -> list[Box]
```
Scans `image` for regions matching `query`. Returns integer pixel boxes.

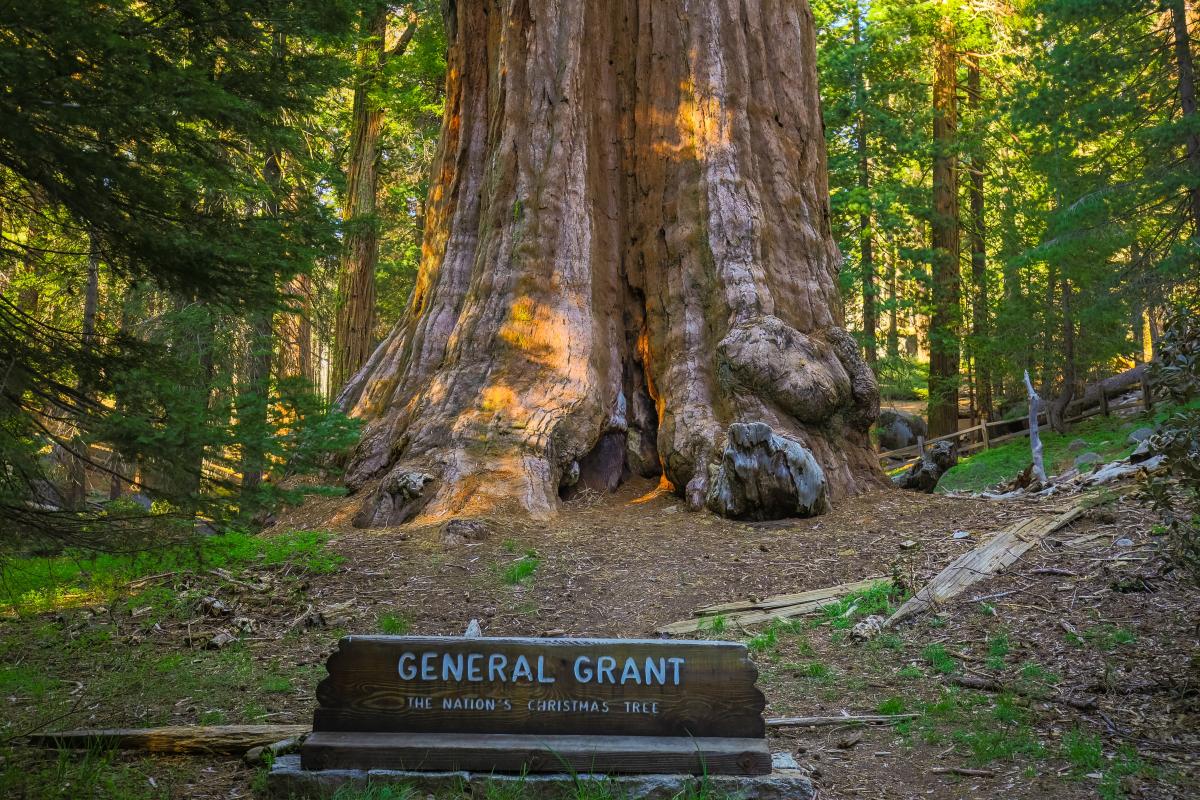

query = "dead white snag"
[766,714,918,728]
[27,724,310,755]
[884,503,1086,628]
[1023,370,1048,484]
[658,576,886,635]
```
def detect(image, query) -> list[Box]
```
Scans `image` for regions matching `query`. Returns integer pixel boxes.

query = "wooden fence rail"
[878,381,1151,471]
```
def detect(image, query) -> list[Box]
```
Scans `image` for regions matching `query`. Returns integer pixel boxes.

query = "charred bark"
[339,0,882,524]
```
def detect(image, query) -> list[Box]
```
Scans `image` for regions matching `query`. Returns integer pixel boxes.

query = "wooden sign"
[301,635,771,776]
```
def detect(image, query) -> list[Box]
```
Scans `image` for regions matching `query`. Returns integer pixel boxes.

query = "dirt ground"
[4,476,1198,799]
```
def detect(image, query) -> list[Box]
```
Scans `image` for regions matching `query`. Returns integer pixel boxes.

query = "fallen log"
[884,503,1087,627]
[766,714,917,727]
[1064,364,1147,419]
[658,576,885,635]
[27,724,310,755]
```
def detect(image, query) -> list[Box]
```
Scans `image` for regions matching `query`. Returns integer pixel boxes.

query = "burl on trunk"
[338,0,881,526]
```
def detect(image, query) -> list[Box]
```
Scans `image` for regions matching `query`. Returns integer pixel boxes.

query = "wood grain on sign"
[312,636,765,738]
[301,731,772,775]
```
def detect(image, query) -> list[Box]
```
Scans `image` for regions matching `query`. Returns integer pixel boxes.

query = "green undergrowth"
[818,580,907,629]
[0,529,342,615]
[937,409,1158,493]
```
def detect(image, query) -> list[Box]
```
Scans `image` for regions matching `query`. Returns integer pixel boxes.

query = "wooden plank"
[658,577,885,635]
[28,725,310,755]
[313,636,764,739]
[694,577,885,615]
[300,731,771,775]
[884,504,1086,627]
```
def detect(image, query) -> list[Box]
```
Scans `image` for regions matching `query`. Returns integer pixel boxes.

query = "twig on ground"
[931,767,996,777]
[766,714,918,728]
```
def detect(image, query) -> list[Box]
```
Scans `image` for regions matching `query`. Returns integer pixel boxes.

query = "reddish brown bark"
[927,17,961,438]
[338,0,882,524]
[332,9,418,394]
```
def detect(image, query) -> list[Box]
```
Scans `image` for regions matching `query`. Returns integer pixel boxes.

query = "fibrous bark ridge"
[337,0,883,525]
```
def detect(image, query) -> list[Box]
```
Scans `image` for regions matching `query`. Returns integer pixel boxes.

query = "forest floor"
[1,471,1198,799]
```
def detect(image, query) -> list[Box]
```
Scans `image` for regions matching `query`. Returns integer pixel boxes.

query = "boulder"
[1067,438,1089,452]
[1127,427,1155,445]
[1129,439,1153,464]
[705,422,830,520]
[1074,452,1103,471]
[875,408,928,451]
[893,440,957,493]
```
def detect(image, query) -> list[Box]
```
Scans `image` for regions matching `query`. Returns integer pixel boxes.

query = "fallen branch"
[766,714,917,728]
[946,674,1095,710]
[243,734,306,765]
[930,766,996,778]
[27,724,310,755]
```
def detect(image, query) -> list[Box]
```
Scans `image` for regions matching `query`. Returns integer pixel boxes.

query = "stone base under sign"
[266,753,815,800]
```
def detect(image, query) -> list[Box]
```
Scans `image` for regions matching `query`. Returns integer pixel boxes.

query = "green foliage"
[876,696,907,715]
[0,528,342,614]
[875,357,929,401]
[0,0,366,543]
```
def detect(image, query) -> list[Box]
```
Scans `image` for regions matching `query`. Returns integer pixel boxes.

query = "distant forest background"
[1,0,1197,537]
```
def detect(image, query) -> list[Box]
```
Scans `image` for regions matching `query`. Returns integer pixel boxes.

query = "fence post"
[1099,387,1109,417]
[980,419,991,450]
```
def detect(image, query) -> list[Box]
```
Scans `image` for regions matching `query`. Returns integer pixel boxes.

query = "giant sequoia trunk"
[338,0,882,525]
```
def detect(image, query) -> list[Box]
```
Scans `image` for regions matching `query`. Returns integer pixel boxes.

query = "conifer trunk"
[339,0,882,524]
[927,17,961,438]
[332,7,388,394]
[333,9,419,393]
[967,64,990,421]
[853,4,875,365]
[1170,0,1200,233]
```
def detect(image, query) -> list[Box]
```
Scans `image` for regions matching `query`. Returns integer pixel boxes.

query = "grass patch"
[937,410,1155,493]
[1063,727,1104,774]
[746,617,808,653]
[0,748,173,799]
[0,529,343,615]
[500,550,540,585]
[819,581,906,629]
[1069,625,1138,651]
[378,612,411,635]
[911,689,1045,766]
[920,643,958,674]
[261,675,293,694]
[986,632,1011,670]
[877,696,907,715]
[788,661,836,683]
